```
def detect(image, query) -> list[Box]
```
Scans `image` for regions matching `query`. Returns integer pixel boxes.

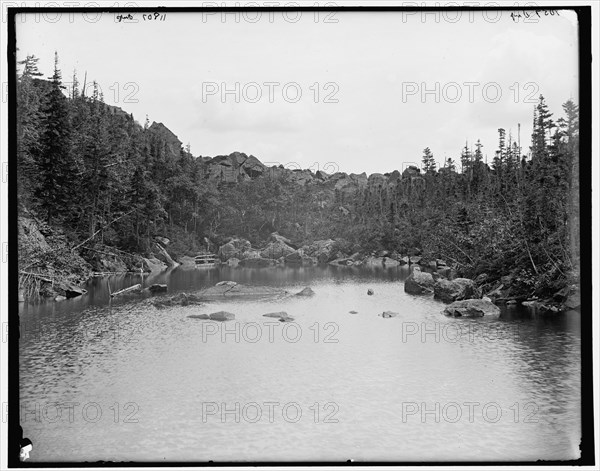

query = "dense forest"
[16,53,580,301]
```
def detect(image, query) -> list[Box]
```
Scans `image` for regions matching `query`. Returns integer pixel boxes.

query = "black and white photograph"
[2,1,597,467]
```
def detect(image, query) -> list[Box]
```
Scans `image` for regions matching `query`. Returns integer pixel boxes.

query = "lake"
[18,265,581,462]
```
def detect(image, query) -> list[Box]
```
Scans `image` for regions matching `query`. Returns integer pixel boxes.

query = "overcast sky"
[15,8,578,175]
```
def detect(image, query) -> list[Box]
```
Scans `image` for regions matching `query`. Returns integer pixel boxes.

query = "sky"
[14,8,579,175]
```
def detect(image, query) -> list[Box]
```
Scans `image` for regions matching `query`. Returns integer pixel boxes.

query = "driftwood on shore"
[110,283,142,297]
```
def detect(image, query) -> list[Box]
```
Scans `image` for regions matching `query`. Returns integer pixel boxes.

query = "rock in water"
[296,287,315,296]
[216,281,237,287]
[404,268,435,295]
[263,311,294,322]
[443,299,500,318]
[564,293,581,310]
[367,289,374,295]
[304,239,337,264]
[209,311,236,322]
[433,278,477,303]
[56,282,87,299]
[381,311,399,318]
[238,258,276,268]
[147,284,168,294]
[227,258,240,267]
[154,292,203,308]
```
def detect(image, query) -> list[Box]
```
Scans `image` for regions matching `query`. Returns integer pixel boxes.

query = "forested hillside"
[16,53,580,301]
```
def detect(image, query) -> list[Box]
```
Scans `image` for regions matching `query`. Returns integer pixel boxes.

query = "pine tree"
[422,147,436,174]
[35,52,73,225]
[16,54,44,203]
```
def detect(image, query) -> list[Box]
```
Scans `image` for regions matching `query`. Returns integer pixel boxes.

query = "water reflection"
[19,265,581,462]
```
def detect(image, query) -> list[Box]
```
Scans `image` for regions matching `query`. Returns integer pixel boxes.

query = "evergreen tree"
[422,147,436,174]
[35,52,73,225]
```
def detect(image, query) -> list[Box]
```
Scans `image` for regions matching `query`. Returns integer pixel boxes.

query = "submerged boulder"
[433,278,478,303]
[404,268,435,295]
[153,292,203,308]
[198,283,287,300]
[443,299,500,318]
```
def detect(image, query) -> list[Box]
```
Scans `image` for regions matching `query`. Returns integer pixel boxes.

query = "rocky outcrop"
[434,278,478,303]
[201,152,266,183]
[260,240,295,259]
[218,238,252,261]
[19,214,51,252]
[178,255,196,266]
[443,299,500,318]
[143,256,168,272]
[270,232,293,246]
[404,268,435,295]
[304,239,337,264]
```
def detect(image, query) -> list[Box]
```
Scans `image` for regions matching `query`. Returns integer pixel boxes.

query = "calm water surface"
[19,265,581,462]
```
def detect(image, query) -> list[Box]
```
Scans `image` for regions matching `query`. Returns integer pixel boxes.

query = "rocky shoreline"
[18,214,580,315]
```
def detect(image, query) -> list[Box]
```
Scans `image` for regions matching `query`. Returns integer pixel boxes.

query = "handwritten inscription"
[142,12,167,22]
[510,10,560,22]
[116,12,167,23]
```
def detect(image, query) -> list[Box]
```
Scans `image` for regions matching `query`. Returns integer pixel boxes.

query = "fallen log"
[110,283,142,297]
[19,271,54,283]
